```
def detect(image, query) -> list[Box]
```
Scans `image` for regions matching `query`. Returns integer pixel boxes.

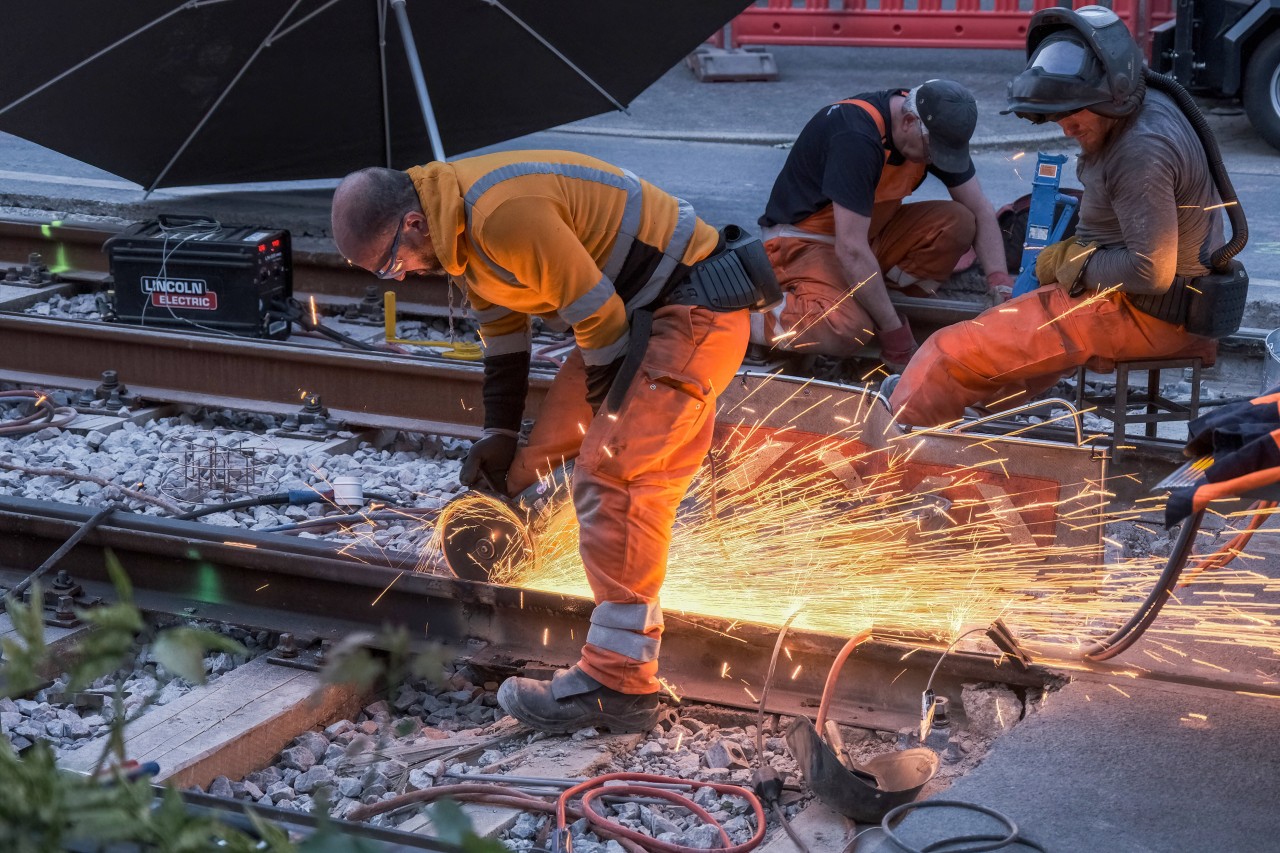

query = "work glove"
[1035,239,1099,290]
[462,350,530,493]
[584,356,626,415]
[986,271,1016,304]
[459,430,519,492]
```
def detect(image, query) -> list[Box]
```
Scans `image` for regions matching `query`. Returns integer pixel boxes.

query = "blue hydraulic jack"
[1012,152,1080,297]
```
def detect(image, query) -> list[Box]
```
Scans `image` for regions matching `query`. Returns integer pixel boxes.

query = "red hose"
[557,772,766,853]
[1177,500,1275,588]
[815,629,873,737]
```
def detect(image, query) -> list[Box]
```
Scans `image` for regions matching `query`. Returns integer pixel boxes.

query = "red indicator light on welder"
[258,244,267,252]
[271,239,281,248]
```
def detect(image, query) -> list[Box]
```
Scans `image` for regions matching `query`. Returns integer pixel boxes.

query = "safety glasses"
[1017,108,1083,125]
[372,212,411,279]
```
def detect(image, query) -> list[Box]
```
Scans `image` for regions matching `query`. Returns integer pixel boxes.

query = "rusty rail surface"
[0,495,1057,733]
[0,313,551,439]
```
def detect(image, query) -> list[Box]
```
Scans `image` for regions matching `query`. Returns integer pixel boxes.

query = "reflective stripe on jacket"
[410,151,719,366]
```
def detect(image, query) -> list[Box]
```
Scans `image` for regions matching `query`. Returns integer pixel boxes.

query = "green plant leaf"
[1,583,48,698]
[427,799,507,852]
[153,627,246,684]
[318,632,385,694]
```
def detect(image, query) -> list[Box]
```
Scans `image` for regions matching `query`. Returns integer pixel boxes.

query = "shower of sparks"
[418,379,1280,663]
[371,570,404,607]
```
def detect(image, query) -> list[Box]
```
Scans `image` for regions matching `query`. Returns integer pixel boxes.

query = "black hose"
[9,505,117,599]
[879,800,1045,853]
[176,490,401,521]
[1143,68,1248,268]
[1083,508,1204,662]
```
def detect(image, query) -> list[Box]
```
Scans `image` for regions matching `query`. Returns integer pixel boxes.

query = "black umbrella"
[0,0,748,190]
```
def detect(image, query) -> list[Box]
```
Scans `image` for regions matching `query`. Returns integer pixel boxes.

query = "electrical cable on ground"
[877,799,1045,853]
[1084,509,1204,662]
[9,503,117,599]
[256,506,440,533]
[752,611,809,853]
[176,488,402,520]
[0,389,77,435]
[922,627,989,699]
[1177,499,1275,587]
[815,629,874,737]
[555,773,766,853]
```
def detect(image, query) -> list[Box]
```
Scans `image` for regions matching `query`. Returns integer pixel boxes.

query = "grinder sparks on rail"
[332,150,781,735]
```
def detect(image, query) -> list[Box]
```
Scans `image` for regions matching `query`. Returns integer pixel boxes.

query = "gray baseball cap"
[914,79,978,172]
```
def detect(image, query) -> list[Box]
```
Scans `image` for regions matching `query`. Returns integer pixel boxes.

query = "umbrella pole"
[389,0,446,163]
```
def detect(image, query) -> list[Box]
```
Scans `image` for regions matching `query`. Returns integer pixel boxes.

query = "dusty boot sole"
[496,679,661,734]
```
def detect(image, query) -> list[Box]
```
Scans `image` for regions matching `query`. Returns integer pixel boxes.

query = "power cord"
[877,800,1045,853]
[752,612,808,853]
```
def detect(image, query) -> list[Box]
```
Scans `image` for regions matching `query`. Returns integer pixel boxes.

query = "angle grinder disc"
[436,492,536,583]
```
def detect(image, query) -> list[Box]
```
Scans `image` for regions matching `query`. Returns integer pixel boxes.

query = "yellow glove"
[1035,239,1099,289]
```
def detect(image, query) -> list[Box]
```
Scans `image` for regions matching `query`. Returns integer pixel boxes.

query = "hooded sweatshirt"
[410,150,719,367]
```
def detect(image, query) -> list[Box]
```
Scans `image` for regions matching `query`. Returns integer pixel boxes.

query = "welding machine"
[106,215,292,339]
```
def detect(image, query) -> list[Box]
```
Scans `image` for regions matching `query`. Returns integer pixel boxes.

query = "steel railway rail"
[0,494,1057,735]
[0,313,552,440]
[5,495,1276,726]
[3,216,1272,353]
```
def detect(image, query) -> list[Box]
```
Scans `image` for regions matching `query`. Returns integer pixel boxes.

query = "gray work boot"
[496,666,661,734]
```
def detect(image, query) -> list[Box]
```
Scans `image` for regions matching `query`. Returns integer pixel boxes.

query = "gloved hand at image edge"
[460,350,530,492]
[585,356,626,415]
[1035,239,1100,289]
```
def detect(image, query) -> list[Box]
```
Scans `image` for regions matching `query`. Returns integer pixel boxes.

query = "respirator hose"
[1143,67,1248,268]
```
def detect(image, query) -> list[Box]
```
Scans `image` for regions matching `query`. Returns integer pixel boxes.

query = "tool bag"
[1127,260,1249,338]
[664,224,783,313]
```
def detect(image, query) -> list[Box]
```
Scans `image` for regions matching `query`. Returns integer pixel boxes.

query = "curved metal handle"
[944,397,1086,446]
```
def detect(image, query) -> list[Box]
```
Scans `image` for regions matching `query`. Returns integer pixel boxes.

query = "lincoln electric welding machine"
[106,215,292,339]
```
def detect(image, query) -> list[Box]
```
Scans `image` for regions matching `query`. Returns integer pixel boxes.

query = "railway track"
[0,213,1270,453]
[3,215,1279,848]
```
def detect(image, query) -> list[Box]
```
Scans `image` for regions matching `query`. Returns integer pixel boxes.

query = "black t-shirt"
[759,89,976,227]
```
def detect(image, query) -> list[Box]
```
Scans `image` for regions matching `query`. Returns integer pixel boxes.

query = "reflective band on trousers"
[586,599,663,663]
[586,624,660,662]
[593,599,663,630]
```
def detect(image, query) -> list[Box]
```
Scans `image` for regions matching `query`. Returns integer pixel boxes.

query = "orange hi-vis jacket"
[792,97,928,236]
[410,150,720,369]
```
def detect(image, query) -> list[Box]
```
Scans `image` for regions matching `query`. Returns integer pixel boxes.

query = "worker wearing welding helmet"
[756,79,1016,371]
[888,5,1222,426]
[332,151,754,734]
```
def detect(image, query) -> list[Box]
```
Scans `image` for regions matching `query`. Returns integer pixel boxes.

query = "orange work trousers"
[763,200,975,357]
[889,284,1217,427]
[507,304,749,694]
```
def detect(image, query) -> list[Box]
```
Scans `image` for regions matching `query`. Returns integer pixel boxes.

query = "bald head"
[331,167,420,264]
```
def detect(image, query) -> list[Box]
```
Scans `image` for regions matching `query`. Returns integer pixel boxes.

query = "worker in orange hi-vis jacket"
[757,79,1015,372]
[331,150,780,734]
[889,6,1222,427]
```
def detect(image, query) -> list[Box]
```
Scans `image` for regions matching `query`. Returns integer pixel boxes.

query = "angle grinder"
[436,463,573,583]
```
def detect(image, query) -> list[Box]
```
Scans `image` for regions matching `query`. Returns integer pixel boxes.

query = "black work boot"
[496,666,661,734]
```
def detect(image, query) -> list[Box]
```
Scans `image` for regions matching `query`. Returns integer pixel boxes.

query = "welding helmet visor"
[1003,4,1145,123]
[1004,34,1112,123]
